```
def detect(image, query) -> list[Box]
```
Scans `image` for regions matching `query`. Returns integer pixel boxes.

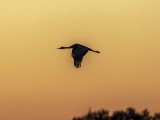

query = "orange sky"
[0,0,160,120]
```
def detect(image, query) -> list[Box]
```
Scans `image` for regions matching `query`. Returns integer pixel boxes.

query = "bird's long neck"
[59,46,73,49]
[63,46,72,49]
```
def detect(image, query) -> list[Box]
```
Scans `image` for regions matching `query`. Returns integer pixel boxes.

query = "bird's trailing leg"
[89,49,100,53]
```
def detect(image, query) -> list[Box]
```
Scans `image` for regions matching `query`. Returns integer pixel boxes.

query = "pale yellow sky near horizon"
[0,0,160,120]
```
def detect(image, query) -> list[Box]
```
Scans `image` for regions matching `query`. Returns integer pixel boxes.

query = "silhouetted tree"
[153,113,160,120]
[141,109,151,120]
[111,110,127,120]
[72,107,160,120]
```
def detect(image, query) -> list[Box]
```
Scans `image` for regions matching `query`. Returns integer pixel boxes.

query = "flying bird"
[57,43,100,68]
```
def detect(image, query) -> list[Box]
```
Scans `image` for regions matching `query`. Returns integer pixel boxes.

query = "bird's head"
[57,46,65,49]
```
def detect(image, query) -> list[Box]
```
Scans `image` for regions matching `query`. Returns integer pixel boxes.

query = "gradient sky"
[0,0,160,120]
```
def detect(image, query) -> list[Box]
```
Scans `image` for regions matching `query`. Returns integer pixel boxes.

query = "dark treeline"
[72,107,160,120]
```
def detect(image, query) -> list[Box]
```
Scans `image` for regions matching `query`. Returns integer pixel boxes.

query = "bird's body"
[57,43,100,68]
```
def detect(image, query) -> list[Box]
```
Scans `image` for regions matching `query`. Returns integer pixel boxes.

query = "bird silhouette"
[57,43,100,68]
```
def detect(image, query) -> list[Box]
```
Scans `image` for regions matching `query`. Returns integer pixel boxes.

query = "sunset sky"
[0,0,160,120]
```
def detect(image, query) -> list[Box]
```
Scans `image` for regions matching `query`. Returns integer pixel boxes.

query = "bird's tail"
[74,58,83,68]
[74,61,81,68]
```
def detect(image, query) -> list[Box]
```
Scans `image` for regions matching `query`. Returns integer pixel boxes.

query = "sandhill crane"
[57,43,100,68]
